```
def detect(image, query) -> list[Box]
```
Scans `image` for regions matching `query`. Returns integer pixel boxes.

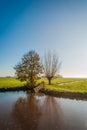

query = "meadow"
[45,78,87,93]
[0,77,87,93]
[0,77,25,88]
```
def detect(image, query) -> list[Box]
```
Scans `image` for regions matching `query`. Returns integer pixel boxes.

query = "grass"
[0,77,87,94]
[44,78,87,94]
[0,77,25,88]
[37,77,84,84]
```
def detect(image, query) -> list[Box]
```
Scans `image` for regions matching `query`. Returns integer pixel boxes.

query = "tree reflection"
[12,93,64,130]
[1,92,86,130]
[12,93,42,130]
[39,96,63,130]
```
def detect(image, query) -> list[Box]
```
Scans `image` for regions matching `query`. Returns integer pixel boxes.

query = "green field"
[37,78,87,93]
[0,78,25,88]
[43,78,87,93]
[0,77,87,93]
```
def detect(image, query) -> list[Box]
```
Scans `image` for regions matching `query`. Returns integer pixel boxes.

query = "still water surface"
[0,91,87,130]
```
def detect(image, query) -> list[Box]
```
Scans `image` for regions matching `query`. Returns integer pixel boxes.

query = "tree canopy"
[14,50,42,87]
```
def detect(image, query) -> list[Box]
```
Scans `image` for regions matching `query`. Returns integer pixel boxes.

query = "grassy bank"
[0,78,26,88]
[39,78,87,99]
[43,78,87,93]
[0,77,87,94]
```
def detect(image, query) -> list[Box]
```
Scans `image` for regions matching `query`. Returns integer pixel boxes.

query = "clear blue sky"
[0,0,87,77]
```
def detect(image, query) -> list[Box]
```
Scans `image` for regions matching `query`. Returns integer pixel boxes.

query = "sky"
[0,0,87,77]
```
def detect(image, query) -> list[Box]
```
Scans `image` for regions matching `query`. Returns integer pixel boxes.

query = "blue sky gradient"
[0,0,87,77]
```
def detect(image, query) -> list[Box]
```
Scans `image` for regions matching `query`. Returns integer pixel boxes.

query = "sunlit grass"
[0,77,87,93]
[37,77,84,84]
[44,78,87,93]
[0,77,25,88]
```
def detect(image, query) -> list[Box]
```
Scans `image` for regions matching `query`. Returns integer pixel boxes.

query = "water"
[0,91,87,130]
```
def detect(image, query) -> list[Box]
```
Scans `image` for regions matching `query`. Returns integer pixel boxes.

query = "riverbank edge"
[0,86,87,100]
[39,89,87,100]
[0,86,35,92]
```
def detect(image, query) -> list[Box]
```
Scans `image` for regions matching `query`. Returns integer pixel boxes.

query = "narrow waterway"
[0,91,87,130]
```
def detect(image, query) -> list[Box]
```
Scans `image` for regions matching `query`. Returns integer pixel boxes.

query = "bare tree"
[43,50,61,85]
[14,50,42,88]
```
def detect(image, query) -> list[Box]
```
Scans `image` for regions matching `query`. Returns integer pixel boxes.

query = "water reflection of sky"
[0,92,87,130]
[55,97,87,130]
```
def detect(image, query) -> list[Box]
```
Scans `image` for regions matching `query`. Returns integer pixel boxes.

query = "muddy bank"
[0,86,36,92]
[0,82,44,92]
[40,89,87,100]
[1,85,87,100]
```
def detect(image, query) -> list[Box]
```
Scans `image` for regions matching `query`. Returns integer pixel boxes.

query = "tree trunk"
[48,78,51,85]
